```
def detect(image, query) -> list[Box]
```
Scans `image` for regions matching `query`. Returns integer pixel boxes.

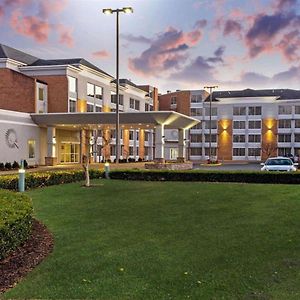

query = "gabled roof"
[111,79,147,93]
[0,43,39,65]
[211,88,300,101]
[29,58,113,78]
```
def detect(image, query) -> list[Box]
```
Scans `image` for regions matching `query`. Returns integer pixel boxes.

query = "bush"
[0,163,4,171]
[12,161,20,169]
[0,169,104,191]
[108,169,300,184]
[128,158,136,163]
[4,162,12,170]
[0,190,33,260]
[23,160,28,169]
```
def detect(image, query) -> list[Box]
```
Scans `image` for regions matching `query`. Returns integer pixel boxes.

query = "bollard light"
[104,162,110,179]
[18,160,25,192]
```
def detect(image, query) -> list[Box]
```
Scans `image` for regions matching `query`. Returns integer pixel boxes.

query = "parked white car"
[261,157,298,172]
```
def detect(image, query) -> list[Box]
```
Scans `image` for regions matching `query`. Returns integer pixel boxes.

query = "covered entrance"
[60,142,80,163]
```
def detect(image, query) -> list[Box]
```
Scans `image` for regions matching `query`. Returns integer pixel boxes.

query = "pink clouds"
[0,6,4,19]
[57,24,74,48]
[10,10,50,43]
[38,0,68,18]
[92,50,111,59]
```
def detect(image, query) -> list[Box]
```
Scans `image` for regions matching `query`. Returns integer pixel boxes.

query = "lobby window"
[295,134,300,142]
[68,76,77,93]
[95,105,102,112]
[87,83,95,97]
[95,86,103,100]
[248,134,261,143]
[28,140,35,159]
[69,99,76,112]
[233,148,245,156]
[279,105,292,115]
[190,147,202,156]
[205,147,217,156]
[233,135,245,143]
[191,95,202,103]
[38,88,44,101]
[278,119,291,128]
[190,134,202,143]
[87,103,94,112]
[135,100,140,110]
[205,120,217,129]
[171,96,177,105]
[233,121,246,129]
[205,107,217,116]
[278,147,291,156]
[295,106,300,115]
[248,106,261,115]
[191,108,202,116]
[248,120,261,129]
[205,134,217,143]
[278,134,291,143]
[233,107,246,115]
[248,148,260,156]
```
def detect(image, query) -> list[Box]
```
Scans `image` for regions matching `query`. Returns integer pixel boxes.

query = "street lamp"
[204,85,218,162]
[103,7,133,164]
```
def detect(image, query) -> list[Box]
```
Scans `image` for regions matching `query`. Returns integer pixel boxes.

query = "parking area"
[193,162,262,171]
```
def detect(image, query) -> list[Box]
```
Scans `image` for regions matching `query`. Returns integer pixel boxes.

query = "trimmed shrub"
[0,190,33,260]
[0,163,4,171]
[4,162,12,170]
[12,161,20,169]
[23,160,28,169]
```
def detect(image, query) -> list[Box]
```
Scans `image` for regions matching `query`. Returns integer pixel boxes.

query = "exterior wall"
[261,119,278,160]
[159,91,191,115]
[0,69,36,113]
[0,109,41,165]
[218,119,233,160]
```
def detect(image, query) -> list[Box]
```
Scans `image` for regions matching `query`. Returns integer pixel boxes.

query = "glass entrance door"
[60,143,80,163]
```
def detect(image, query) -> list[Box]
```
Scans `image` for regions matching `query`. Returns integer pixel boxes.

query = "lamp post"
[103,7,133,163]
[204,85,218,162]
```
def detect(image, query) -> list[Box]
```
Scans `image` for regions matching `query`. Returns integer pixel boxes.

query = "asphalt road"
[193,163,262,171]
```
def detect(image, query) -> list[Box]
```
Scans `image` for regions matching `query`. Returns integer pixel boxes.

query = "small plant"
[138,158,143,162]
[12,161,20,169]
[0,162,4,171]
[5,162,12,170]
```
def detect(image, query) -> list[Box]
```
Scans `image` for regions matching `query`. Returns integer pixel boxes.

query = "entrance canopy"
[31,111,199,130]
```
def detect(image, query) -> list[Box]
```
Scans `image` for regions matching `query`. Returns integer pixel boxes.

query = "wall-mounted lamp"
[52,136,56,144]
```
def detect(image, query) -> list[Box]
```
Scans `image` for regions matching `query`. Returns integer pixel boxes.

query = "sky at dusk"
[0,0,300,93]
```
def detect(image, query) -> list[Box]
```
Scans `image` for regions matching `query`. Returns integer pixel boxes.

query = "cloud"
[128,21,206,76]
[38,0,68,18]
[0,6,4,19]
[223,20,243,37]
[121,34,151,44]
[57,24,74,48]
[92,50,111,59]
[275,0,298,10]
[10,10,50,43]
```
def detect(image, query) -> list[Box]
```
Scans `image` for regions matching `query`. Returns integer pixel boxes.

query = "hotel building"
[159,88,300,162]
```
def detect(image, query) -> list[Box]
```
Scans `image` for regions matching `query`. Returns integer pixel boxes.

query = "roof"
[30,111,200,130]
[211,88,300,101]
[111,79,147,93]
[0,44,39,65]
[29,58,113,78]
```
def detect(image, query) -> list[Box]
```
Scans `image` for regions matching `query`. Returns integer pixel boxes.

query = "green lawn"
[4,180,300,299]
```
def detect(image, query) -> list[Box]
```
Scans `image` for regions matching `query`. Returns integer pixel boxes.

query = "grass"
[3,180,300,299]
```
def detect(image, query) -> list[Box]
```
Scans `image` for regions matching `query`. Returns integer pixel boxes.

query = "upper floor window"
[278,134,291,143]
[295,120,300,128]
[278,119,292,128]
[129,130,134,140]
[233,107,246,116]
[69,98,76,113]
[68,76,77,93]
[38,88,44,101]
[248,134,261,143]
[279,105,292,115]
[191,108,202,116]
[233,148,245,156]
[205,120,217,129]
[191,95,202,103]
[145,103,149,111]
[87,83,94,97]
[87,103,94,112]
[205,107,217,116]
[233,120,245,129]
[111,92,123,105]
[171,96,177,105]
[233,135,245,143]
[95,86,103,100]
[130,98,135,109]
[205,134,217,143]
[191,123,202,130]
[135,100,140,111]
[248,148,260,157]
[190,134,202,143]
[248,120,261,129]
[95,105,102,112]
[248,106,261,115]
[295,106,300,115]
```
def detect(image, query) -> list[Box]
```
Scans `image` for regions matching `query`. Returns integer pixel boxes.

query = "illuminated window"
[95,86,103,99]
[87,83,95,97]
[28,140,35,159]
[68,76,77,93]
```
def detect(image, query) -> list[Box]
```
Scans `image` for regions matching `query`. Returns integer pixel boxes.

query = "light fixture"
[102,8,113,14]
[123,7,133,13]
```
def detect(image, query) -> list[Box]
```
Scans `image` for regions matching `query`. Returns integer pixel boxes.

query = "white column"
[155,124,165,162]
[178,128,186,162]
[47,127,56,157]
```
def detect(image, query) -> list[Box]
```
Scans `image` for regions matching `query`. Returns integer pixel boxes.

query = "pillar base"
[154,158,165,163]
[45,157,57,166]
[177,157,186,163]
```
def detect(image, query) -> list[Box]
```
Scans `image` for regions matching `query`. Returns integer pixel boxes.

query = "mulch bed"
[0,219,54,293]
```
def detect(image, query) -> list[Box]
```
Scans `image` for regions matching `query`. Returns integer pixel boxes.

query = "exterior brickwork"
[0,68,36,113]
[159,91,191,116]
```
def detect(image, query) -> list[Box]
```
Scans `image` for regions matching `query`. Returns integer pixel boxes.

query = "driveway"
[193,162,261,171]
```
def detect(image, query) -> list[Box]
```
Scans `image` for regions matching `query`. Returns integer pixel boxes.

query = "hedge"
[0,190,33,260]
[109,169,300,184]
[0,169,104,191]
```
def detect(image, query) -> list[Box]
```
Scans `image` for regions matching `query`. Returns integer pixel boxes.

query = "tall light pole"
[103,7,133,163]
[204,85,218,162]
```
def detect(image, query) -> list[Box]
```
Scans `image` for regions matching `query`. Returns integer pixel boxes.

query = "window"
[129,146,134,156]
[28,140,35,159]
[130,98,135,109]
[190,134,202,143]
[87,83,94,97]
[248,134,261,143]
[69,99,76,112]
[295,120,300,128]
[95,86,103,100]
[129,130,134,140]
[233,148,245,156]
[278,147,291,156]
[295,106,300,114]
[38,88,44,101]
[295,134,300,142]
[191,95,202,103]
[145,132,149,142]
[248,148,260,157]
[233,135,245,143]
[233,107,246,115]
[150,105,153,111]
[136,147,139,156]
[190,147,202,155]
[68,76,77,93]
[136,131,139,141]
[205,134,217,143]
[205,107,217,116]
[144,147,149,156]
[111,130,116,139]
[135,100,140,111]
[110,145,116,156]
[145,103,149,111]
[191,108,202,116]
[111,92,123,105]
[119,95,124,106]
[278,134,291,143]
[248,106,261,115]
[205,148,217,156]
[248,120,261,129]
[191,123,202,130]
[95,105,102,112]
[171,96,177,105]
[205,120,217,129]
[233,121,245,129]
[279,105,292,114]
[279,119,291,128]
[87,103,94,112]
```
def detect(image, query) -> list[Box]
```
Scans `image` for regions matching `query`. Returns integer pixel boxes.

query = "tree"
[262,143,277,159]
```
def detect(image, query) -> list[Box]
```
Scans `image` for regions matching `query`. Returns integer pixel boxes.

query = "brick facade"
[159,91,191,115]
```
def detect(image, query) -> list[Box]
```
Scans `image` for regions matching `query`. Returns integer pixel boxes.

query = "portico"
[31,111,199,165]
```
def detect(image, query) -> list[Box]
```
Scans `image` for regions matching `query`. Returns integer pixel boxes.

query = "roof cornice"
[77,64,114,80]
[19,64,81,72]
